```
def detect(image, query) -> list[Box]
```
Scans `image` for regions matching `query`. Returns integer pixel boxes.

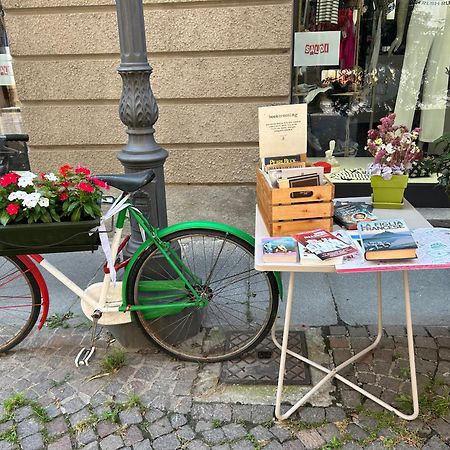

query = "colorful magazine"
[294,228,358,261]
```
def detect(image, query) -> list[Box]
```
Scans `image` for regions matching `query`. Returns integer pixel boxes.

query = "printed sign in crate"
[256,168,334,236]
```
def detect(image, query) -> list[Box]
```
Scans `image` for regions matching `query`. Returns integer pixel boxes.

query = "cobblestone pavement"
[0,323,449,449]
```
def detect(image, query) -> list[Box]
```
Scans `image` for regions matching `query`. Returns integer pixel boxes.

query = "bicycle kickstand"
[75,310,102,367]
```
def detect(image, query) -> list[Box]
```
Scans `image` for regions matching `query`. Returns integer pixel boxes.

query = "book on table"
[333,201,377,230]
[261,236,299,263]
[357,219,417,261]
[294,228,358,262]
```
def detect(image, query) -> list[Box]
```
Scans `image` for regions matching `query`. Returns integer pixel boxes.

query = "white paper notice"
[294,31,341,67]
[258,104,307,158]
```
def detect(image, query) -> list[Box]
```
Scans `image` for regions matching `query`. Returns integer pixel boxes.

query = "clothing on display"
[316,0,339,24]
[394,4,450,142]
[339,8,356,69]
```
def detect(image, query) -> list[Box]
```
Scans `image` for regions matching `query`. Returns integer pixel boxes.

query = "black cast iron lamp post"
[115,0,168,253]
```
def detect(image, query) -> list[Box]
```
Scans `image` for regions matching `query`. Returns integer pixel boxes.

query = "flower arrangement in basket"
[366,113,422,180]
[0,164,108,226]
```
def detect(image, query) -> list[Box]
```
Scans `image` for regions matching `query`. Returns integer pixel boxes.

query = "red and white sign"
[294,31,340,67]
[0,52,15,86]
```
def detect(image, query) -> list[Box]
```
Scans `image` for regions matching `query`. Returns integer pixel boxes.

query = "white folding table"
[255,197,450,421]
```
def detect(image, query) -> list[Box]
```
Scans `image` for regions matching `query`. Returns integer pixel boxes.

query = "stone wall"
[3,0,292,183]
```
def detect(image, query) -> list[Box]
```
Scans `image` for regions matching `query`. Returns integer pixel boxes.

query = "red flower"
[59,192,68,201]
[89,177,109,189]
[0,172,20,187]
[61,181,70,188]
[75,166,91,176]
[6,203,19,216]
[76,182,94,193]
[59,165,73,176]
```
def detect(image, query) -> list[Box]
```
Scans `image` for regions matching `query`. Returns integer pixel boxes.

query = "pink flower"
[0,172,20,187]
[59,165,73,176]
[6,203,19,216]
[89,177,109,189]
[76,182,94,193]
[75,166,91,176]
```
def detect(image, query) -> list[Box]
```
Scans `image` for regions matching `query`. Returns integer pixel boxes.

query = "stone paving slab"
[0,325,449,449]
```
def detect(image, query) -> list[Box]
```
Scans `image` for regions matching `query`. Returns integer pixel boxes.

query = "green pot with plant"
[366,113,422,209]
[0,164,109,254]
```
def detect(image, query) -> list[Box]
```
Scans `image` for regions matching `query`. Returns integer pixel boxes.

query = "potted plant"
[0,164,109,255]
[366,113,422,208]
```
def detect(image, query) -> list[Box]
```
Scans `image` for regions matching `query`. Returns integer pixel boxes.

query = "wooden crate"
[256,168,335,236]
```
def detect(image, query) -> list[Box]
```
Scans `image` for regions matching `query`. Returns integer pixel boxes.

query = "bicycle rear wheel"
[126,229,279,362]
[0,256,41,353]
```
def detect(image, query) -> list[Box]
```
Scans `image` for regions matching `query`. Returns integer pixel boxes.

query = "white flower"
[17,171,37,188]
[44,173,58,182]
[8,191,26,201]
[385,143,395,154]
[22,192,41,209]
[38,197,49,207]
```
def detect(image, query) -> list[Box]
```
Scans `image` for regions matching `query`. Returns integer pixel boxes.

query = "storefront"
[290,0,450,206]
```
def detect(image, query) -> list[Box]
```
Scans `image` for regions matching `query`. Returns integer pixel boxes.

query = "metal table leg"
[272,271,419,421]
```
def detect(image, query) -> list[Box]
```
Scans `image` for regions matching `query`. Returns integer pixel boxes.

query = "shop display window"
[292,0,450,159]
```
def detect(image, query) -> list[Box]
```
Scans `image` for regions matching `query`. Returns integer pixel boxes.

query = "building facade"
[2,0,292,184]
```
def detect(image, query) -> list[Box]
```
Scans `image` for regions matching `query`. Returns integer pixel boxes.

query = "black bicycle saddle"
[96,169,155,193]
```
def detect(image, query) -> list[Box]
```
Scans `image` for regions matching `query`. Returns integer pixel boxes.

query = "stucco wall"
[3,0,292,183]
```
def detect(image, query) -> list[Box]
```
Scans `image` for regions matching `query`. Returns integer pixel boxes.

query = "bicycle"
[0,169,281,364]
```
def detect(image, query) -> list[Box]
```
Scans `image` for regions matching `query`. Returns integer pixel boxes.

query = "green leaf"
[67,202,79,213]
[83,203,94,218]
[71,207,81,222]
[41,210,52,223]
[49,209,61,222]
[0,211,10,226]
[62,200,70,213]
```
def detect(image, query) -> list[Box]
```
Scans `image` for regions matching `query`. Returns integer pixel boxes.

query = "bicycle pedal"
[75,346,96,367]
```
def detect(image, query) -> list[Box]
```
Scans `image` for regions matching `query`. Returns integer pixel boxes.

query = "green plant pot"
[0,219,100,255]
[371,175,409,209]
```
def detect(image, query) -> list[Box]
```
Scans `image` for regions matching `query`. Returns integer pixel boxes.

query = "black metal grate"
[220,331,311,385]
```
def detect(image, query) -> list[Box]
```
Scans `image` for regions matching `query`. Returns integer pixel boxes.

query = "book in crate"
[256,167,335,237]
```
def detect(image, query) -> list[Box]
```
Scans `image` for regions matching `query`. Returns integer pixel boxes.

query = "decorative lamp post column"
[115,0,168,253]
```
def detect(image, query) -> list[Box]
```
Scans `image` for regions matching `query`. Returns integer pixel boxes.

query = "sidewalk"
[0,321,449,450]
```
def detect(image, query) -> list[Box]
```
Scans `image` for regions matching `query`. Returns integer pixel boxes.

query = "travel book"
[294,228,358,261]
[334,201,377,230]
[357,219,417,261]
[261,236,299,263]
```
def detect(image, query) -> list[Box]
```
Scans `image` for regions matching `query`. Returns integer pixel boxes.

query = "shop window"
[291,0,450,159]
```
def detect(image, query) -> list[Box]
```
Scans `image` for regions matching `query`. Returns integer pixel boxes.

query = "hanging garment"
[339,8,356,69]
[316,0,339,25]
[394,4,450,142]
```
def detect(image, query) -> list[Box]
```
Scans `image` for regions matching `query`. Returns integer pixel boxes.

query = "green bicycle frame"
[115,200,283,319]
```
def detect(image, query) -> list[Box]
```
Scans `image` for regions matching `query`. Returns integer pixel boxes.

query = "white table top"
[254,197,432,273]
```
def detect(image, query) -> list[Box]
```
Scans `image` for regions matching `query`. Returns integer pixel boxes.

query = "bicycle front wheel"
[126,229,279,362]
[0,256,41,353]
